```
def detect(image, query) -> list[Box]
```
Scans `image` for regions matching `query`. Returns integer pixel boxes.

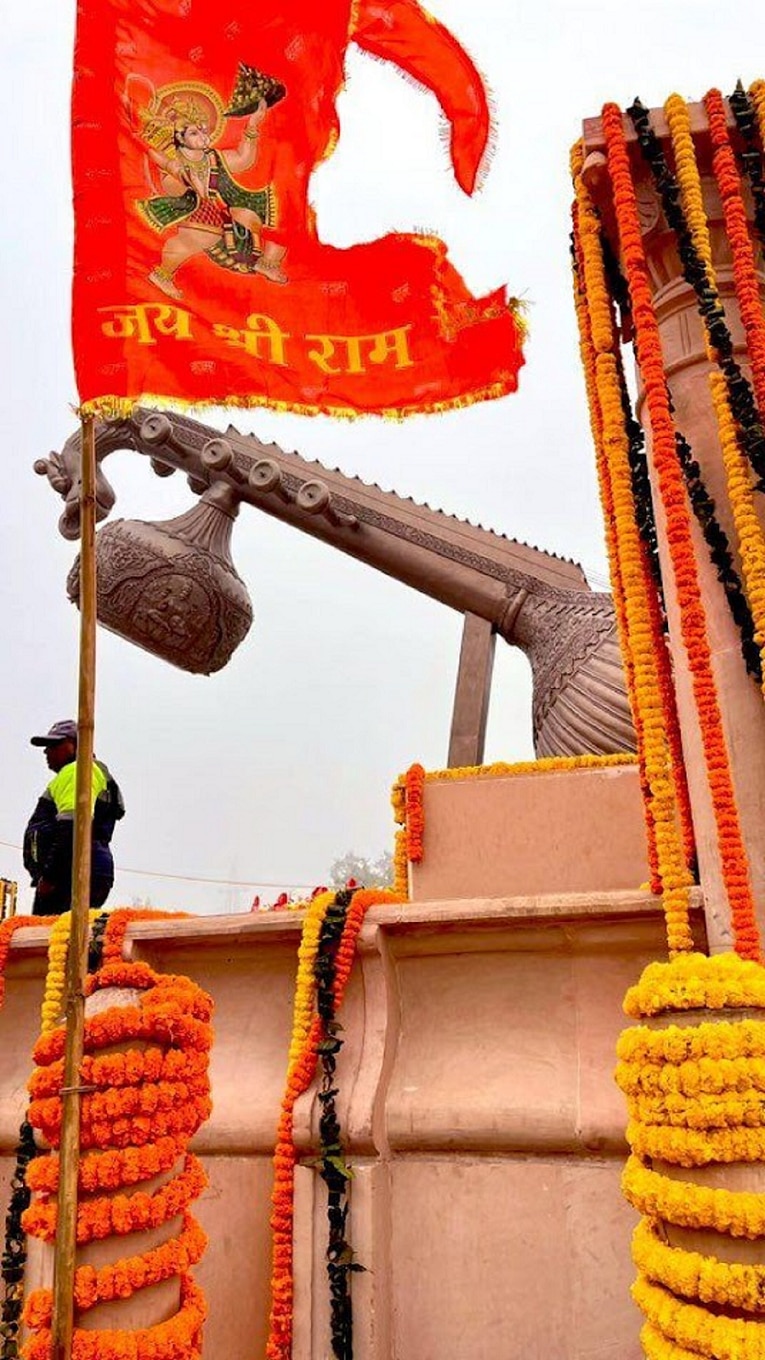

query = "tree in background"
[329,850,393,890]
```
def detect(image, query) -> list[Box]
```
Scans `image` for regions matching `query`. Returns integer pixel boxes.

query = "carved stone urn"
[67,482,253,674]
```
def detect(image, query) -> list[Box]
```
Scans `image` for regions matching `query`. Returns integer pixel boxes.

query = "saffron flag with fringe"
[72,0,524,418]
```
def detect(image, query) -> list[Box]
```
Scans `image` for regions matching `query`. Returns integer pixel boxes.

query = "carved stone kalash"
[36,407,637,759]
[582,102,765,951]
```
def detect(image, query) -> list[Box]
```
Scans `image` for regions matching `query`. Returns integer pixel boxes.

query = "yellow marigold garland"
[664,92,765,698]
[623,1153,765,1238]
[624,954,765,1018]
[633,1274,765,1359]
[626,1120,765,1169]
[570,148,665,890]
[393,828,408,897]
[633,1216,765,1314]
[602,99,761,962]
[750,81,765,145]
[421,752,635,782]
[40,909,103,1034]
[618,1019,765,1067]
[712,372,765,693]
[619,949,765,1354]
[571,142,695,952]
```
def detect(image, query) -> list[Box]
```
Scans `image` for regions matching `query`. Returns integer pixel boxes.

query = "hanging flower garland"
[266,886,403,1360]
[0,1119,37,1360]
[750,80,765,149]
[571,145,696,949]
[616,948,765,1354]
[729,82,765,247]
[21,928,214,1360]
[404,763,425,863]
[661,91,765,691]
[705,88,765,425]
[660,93,765,491]
[571,181,673,893]
[712,372,765,693]
[312,890,359,1360]
[601,100,761,962]
[0,915,46,1009]
[627,98,762,682]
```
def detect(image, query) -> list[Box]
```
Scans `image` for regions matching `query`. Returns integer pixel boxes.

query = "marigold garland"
[602,100,761,962]
[632,1216,765,1314]
[404,763,425,863]
[712,371,765,696]
[40,909,103,1034]
[22,936,214,1360]
[266,887,404,1360]
[571,163,665,894]
[624,953,765,1018]
[626,1120,765,1169]
[750,81,765,148]
[618,1018,765,1067]
[23,1275,207,1360]
[625,100,761,685]
[572,145,697,949]
[393,827,408,897]
[633,1274,765,1360]
[0,915,46,1009]
[705,88,765,425]
[619,948,765,1354]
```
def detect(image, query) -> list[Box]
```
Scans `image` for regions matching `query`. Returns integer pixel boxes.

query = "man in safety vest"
[23,720,126,917]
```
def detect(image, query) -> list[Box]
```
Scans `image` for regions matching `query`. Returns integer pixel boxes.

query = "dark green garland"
[729,82,765,248]
[0,1120,37,1360]
[87,909,110,974]
[628,97,765,489]
[570,227,666,599]
[625,98,763,680]
[313,889,364,1360]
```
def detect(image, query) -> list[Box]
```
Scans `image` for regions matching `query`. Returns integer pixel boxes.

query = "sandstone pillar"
[583,103,765,951]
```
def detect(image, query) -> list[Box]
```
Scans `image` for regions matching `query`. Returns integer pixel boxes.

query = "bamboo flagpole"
[50,412,98,1360]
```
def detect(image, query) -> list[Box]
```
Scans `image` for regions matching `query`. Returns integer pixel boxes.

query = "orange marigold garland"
[266,887,403,1360]
[705,88,765,425]
[0,915,46,1009]
[601,101,761,962]
[22,938,213,1360]
[570,159,661,888]
[712,372,765,694]
[571,144,695,952]
[404,763,425,863]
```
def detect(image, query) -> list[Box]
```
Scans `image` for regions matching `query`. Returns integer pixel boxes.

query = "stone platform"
[0,884,705,1359]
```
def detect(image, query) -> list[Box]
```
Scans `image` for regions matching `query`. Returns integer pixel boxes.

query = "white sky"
[0,0,760,913]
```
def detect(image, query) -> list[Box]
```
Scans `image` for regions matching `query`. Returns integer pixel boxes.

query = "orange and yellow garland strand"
[704,88,765,424]
[571,143,694,951]
[664,92,765,697]
[266,887,403,1360]
[601,100,761,962]
[21,913,213,1360]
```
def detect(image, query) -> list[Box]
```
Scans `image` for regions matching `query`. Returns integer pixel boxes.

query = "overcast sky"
[0,0,759,913]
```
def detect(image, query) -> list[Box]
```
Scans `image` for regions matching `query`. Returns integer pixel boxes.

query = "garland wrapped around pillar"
[572,84,765,1358]
[9,909,213,1360]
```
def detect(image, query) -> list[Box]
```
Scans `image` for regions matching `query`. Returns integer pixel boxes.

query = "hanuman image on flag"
[127,64,288,298]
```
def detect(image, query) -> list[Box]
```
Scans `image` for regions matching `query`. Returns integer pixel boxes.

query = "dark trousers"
[32,874,114,917]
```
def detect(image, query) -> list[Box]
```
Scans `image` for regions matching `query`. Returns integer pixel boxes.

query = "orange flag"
[73,0,524,417]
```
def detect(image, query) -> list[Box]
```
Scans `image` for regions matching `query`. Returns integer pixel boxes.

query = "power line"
[0,837,316,891]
